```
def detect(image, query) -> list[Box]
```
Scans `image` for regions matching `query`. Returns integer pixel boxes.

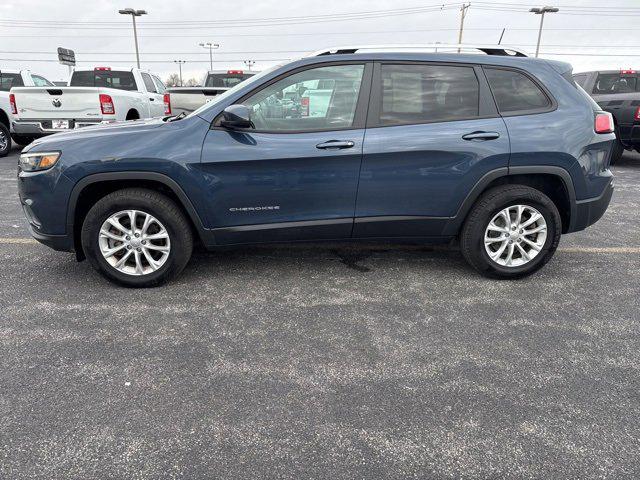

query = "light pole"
[173,60,186,86]
[530,6,559,58]
[119,8,147,68]
[199,42,219,72]
[244,60,256,71]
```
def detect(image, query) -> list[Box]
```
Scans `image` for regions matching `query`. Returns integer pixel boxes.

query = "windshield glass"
[188,64,283,118]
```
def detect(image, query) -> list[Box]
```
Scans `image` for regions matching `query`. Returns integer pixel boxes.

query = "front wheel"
[81,188,193,287]
[460,185,561,279]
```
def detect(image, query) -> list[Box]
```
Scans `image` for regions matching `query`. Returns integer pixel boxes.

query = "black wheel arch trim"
[443,165,577,235]
[66,171,215,246]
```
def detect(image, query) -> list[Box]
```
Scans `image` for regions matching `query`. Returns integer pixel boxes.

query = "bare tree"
[185,77,200,87]
[165,73,181,87]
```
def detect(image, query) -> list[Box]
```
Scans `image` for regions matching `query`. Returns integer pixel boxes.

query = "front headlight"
[19,152,61,172]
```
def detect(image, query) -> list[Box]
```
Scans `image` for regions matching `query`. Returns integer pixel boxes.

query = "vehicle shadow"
[616,150,640,168]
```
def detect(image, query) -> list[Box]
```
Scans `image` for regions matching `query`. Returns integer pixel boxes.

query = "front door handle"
[462,131,500,141]
[316,140,355,150]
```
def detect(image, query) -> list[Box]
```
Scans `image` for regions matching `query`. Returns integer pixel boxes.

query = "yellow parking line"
[0,237,638,253]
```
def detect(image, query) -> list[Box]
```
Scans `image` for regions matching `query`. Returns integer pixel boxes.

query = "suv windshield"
[70,70,137,91]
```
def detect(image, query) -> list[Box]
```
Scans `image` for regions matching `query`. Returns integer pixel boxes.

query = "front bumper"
[12,119,107,137]
[571,178,614,233]
[28,224,74,252]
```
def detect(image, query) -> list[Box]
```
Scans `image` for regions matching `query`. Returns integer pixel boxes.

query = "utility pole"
[457,3,470,47]
[498,28,506,45]
[173,60,186,86]
[530,6,559,58]
[244,60,256,71]
[119,8,147,68]
[199,42,219,72]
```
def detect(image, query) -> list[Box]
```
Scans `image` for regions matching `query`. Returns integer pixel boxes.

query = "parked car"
[166,70,257,115]
[17,45,615,287]
[573,69,640,163]
[11,67,169,140]
[0,69,55,156]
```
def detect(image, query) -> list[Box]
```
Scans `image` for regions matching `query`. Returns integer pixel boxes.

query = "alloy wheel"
[98,210,171,276]
[484,204,547,267]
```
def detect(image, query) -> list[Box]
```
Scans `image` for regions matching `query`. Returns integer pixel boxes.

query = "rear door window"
[152,75,166,93]
[0,73,24,91]
[592,73,638,94]
[377,64,480,126]
[141,73,157,93]
[485,68,551,114]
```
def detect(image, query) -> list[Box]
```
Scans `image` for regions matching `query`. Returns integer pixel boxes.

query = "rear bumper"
[12,119,108,137]
[570,178,614,233]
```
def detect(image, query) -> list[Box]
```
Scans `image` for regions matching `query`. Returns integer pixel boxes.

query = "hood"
[26,117,166,151]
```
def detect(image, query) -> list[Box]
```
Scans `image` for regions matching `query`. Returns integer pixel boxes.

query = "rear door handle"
[316,140,355,150]
[462,131,500,141]
[149,98,155,101]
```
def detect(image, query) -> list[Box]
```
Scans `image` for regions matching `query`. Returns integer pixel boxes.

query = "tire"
[460,185,561,279]
[81,188,193,287]
[610,133,624,165]
[11,134,36,147]
[0,122,11,158]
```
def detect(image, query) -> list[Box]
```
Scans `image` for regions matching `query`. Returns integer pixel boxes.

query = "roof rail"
[309,44,529,58]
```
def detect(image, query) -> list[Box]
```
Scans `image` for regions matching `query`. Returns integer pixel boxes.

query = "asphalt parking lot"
[0,145,639,479]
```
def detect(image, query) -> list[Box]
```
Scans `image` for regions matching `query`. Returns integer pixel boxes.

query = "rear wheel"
[81,188,193,287]
[460,185,561,279]
[0,122,11,157]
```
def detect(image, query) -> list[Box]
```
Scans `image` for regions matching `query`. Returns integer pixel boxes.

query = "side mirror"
[221,104,253,129]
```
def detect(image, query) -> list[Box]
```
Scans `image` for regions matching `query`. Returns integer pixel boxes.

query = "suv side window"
[242,64,365,132]
[141,73,157,93]
[377,64,480,126]
[485,68,551,113]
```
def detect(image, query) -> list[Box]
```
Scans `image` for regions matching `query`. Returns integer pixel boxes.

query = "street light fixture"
[529,6,559,58]
[199,42,220,72]
[173,60,186,86]
[244,60,256,71]
[119,8,147,68]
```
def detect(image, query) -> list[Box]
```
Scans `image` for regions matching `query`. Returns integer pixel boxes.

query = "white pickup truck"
[0,69,55,157]
[11,67,169,142]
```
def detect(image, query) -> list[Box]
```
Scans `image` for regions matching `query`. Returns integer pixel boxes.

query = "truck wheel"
[81,188,193,287]
[0,123,11,157]
[609,135,624,165]
[460,185,561,279]
[11,134,36,147]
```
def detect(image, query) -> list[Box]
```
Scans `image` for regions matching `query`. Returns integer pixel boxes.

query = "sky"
[0,0,639,83]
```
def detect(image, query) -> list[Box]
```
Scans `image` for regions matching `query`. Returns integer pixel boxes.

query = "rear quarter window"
[485,68,551,114]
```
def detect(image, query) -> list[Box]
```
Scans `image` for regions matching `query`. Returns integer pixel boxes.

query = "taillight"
[99,94,115,115]
[163,93,171,115]
[9,93,17,115]
[635,106,640,121]
[300,97,309,116]
[595,112,614,134]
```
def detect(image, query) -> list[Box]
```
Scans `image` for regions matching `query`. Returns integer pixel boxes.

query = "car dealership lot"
[1,146,639,478]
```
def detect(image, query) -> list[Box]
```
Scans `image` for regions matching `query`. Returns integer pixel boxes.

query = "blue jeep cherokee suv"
[17,46,615,287]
